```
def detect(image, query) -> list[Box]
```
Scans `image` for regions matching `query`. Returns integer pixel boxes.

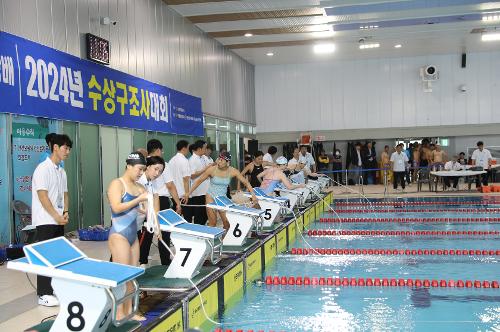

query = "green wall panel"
[62,121,78,233]
[156,132,176,160]
[79,124,102,228]
[132,130,148,151]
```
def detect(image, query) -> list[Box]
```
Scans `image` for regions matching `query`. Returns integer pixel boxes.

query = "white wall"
[0,0,255,124]
[256,51,500,133]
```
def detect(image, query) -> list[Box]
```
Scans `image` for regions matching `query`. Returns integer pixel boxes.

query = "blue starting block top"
[8,237,144,287]
[209,196,265,216]
[158,209,225,238]
[250,188,289,203]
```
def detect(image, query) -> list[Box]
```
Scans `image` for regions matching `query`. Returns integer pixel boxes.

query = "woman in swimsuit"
[186,152,257,230]
[258,156,305,195]
[239,150,264,189]
[107,152,151,321]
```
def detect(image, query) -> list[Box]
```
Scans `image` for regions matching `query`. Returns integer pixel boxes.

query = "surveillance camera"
[111,20,118,26]
[425,65,436,75]
[459,84,467,92]
[101,17,117,26]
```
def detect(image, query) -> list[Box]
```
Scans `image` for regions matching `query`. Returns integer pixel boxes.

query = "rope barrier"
[326,208,500,213]
[319,217,500,223]
[306,229,500,237]
[333,200,497,206]
[289,247,500,256]
[263,276,500,289]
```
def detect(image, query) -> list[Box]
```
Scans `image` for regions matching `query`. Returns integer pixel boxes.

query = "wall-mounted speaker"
[461,53,466,68]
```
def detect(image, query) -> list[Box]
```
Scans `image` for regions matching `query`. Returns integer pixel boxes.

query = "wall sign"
[0,31,203,136]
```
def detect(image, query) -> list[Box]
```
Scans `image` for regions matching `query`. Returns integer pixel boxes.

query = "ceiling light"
[244,33,253,37]
[394,44,402,48]
[313,43,335,54]
[311,30,335,38]
[482,13,500,21]
[359,42,380,49]
[482,32,500,41]
[266,52,274,56]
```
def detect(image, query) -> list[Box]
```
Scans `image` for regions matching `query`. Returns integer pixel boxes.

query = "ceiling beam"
[208,25,330,38]
[163,0,236,5]
[227,39,326,49]
[187,8,324,24]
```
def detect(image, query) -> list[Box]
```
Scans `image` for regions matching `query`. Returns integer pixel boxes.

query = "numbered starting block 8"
[7,237,144,332]
[137,209,224,292]
[208,196,265,253]
[243,188,290,231]
[276,183,305,210]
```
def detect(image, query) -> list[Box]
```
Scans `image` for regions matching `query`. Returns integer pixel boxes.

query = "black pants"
[393,171,406,189]
[138,196,173,265]
[183,195,207,225]
[444,176,459,188]
[476,171,490,187]
[332,163,342,185]
[36,224,64,296]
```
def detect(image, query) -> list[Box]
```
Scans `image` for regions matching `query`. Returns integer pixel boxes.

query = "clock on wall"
[86,33,110,65]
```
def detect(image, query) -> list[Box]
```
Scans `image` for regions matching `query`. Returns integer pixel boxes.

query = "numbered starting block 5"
[208,196,265,252]
[243,188,290,230]
[137,209,224,292]
[7,237,144,332]
[276,183,305,210]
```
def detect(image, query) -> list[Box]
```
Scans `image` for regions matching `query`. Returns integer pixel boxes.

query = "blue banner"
[0,31,203,136]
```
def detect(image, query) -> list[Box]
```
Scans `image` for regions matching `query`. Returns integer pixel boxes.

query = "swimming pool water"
[218,196,500,332]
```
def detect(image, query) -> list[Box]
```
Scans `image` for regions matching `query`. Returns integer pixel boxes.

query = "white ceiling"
[168,0,500,65]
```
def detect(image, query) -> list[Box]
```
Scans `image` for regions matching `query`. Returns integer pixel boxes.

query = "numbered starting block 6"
[208,196,265,251]
[276,183,305,210]
[7,237,144,332]
[243,188,289,229]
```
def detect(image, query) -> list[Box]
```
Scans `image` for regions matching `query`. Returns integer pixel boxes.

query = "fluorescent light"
[311,30,335,38]
[394,44,402,48]
[244,33,253,37]
[266,52,274,56]
[482,13,500,21]
[359,43,380,49]
[313,43,335,54]
[482,33,500,41]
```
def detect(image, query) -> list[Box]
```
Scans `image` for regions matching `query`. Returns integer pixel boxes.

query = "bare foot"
[132,313,146,321]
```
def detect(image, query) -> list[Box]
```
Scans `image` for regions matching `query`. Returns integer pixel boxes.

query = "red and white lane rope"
[319,217,500,223]
[263,276,500,289]
[288,247,500,256]
[306,229,500,237]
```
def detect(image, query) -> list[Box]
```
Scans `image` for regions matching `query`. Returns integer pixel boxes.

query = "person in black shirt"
[239,151,264,189]
[332,149,342,185]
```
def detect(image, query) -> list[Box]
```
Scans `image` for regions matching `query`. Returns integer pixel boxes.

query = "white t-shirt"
[136,174,155,227]
[169,152,191,196]
[203,155,214,164]
[444,161,463,171]
[390,151,409,172]
[189,153,210,197]
[299,152,315,169]
[471,148,492,170]
[32,158,68,226]
[288,157,299,168]
[152,164,174,197]
[263,153,274,163]
[356,150,362,166]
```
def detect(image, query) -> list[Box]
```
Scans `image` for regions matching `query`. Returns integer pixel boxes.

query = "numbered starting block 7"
[137,209,225,292]
[7,237,144,332]
[276,183,305,210]
[243,188,290,230]
[208,196,265,252]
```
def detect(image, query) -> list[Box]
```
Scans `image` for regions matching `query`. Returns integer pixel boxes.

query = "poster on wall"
[0,31,203,136]
[11,122,49,243]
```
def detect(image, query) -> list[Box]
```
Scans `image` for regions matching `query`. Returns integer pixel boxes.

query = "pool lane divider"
[326,208,500,213]
[264,276,500,289]
[306,229,500,237]
[334,200,497,206]
[319,217,500,223]
[289,247,500,256]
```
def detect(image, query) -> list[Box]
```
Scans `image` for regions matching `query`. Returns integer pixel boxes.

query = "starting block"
[243,188,290,231]
[8,237,144,332]
[138,209,224,292]
[208,196,264,253]
[276,183,305,210]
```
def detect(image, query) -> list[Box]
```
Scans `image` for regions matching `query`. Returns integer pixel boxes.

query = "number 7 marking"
[180,248,192,267]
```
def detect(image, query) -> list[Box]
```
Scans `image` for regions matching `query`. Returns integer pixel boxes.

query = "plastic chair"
[416,169,432,192]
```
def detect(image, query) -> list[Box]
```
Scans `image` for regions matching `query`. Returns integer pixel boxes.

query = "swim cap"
[276,156,288,165]
[126,151,147,165]
[219,151,231,161]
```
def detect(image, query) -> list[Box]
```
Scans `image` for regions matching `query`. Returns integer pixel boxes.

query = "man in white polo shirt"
[186,140,213,225]
[390,143,409,192]
[31,134,72,307]
[263,146,277,168]
[170,140,191,205]
[299,145,316,172]
[471,141,493,188]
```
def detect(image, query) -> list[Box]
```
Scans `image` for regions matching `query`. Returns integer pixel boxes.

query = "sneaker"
[38,295,59,307]
[140,263,148,269]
